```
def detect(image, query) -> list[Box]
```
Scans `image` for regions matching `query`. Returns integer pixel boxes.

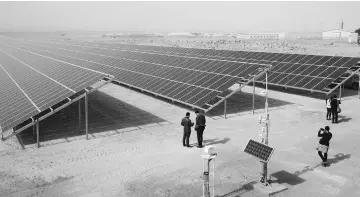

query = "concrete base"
[253,181,288,196]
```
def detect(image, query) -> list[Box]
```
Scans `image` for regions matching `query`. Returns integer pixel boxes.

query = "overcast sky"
[0,1,359,32]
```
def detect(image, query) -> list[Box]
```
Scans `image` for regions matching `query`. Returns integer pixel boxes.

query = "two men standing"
[181,110,206,148]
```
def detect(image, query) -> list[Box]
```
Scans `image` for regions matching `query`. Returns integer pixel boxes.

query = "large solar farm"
[1,33,360,197]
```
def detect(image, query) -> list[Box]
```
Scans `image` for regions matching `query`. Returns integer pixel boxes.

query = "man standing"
[317,126,332,166]
[181,112,194,147]
[330,95,341,123]
[195,110,206,148]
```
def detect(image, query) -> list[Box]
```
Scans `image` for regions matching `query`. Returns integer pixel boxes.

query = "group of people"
[326,95,341,123]
[180,96,340,167]
[181,110,206,148]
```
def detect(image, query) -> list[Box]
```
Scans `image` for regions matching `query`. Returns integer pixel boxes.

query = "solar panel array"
[58,40,360,94]
[9,39,270,111]
[244,139,274,162]
[0,40,110,132]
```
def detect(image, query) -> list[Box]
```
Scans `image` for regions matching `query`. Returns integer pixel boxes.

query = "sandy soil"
[1,82,359,197]
[84,37,360,57]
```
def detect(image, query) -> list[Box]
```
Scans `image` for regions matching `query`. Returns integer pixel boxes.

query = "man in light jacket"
[181,112,194,147]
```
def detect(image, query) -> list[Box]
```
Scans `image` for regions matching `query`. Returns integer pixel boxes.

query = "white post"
[36,120,40,148]
[339,84,342,101]
[224,99,227,119]
[358,73,360,99]
[265,71,268,115]
[85,93,88,140]
[79,98,81,129]
[252,78,255,114]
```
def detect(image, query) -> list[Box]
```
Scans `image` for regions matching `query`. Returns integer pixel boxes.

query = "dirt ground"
[1,82,359,197]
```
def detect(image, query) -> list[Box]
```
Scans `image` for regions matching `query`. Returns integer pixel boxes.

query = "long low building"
[322,29,352,39]
[235,32,286,40]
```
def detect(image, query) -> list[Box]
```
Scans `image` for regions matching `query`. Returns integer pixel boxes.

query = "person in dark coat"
[330,95,341,123]
[195,110,206,148]
[326,96,332,120]
[317,126,332,166]
[181,112,194,147]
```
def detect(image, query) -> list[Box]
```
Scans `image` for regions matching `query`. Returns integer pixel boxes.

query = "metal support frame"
[326,68,360,97]
[224,99,227,119]
[79,98,82,129]
[204,65,272,113]
[36,120,39,148]
[85,92,89,140]
[252,78,255,114]
[1,77,113,143]
[358,73,360,99]
[339,84,342,101]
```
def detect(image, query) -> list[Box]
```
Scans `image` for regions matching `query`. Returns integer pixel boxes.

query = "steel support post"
[224,98,227,119]
[85,93,89,140]
[79,98,81,129]
[339,84,342,100]
[252,78,255,114]
[358,73,360,99]
[32,124,35,139]
[261,71,269,186]
[36,120,40,148]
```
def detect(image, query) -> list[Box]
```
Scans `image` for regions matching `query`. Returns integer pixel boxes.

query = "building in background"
[322,29,352,39]
[235,32,286,40]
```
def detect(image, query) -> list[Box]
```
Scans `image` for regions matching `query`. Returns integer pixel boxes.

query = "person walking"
[330,95,341,123]
[195,110,206,148]
[181,112,194,147]
[316,126,332,166]
[326,96,332,120]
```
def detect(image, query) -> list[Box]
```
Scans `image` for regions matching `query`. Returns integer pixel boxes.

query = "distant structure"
[167,32,195,37]
[322,29,352,39]
[322,21,352,40]
[235,32,286,40]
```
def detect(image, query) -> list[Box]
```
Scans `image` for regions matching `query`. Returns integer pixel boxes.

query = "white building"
[322,29,352,39]
[235,32,286,40]
[348,32,358,43]
[167,32,195,37]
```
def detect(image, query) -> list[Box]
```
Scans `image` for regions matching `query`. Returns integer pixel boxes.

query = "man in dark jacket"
[195,110,206,148]
[317,126,332,166]
[330,95,341,123]
[181,112,194,147]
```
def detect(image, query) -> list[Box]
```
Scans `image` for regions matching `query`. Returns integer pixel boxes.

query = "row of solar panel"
[69,41,359,92]
[34,41,356,92]
[0,44,106,131]
[70,41,358,68]
[27,41,268,79]
[11,42,246,108]
[17,42,265,90]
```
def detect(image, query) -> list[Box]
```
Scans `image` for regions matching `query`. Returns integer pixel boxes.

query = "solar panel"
[0,40,109,133]
[243,139,275,162]
[15,40,269,112]
[74,42,360,94]
[22,38,360,97]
